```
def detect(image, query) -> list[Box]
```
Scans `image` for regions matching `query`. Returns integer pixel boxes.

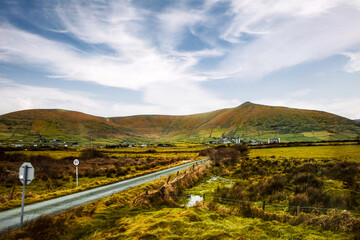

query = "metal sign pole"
[73,159,79,188]
[76,165,78,187]
[20,165,28,229]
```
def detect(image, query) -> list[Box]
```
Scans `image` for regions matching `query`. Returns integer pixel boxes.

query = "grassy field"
[1,144,360,239]
[2,165,353,240]
[4,147,204,160]
[0,147,204,211]
[250,144,360,161]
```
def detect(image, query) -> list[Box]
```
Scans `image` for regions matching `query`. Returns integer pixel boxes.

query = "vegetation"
[206,145,360,238]
[1,144,360,239]
[2,160,353,240]
[0,147,202,211]
[250,144,360,162]
[1,102,359,144]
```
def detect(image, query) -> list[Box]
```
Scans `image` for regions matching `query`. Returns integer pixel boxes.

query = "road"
[0,158,209,233]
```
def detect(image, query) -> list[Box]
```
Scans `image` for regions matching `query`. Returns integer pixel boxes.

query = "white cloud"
[343,51,360,72]
[287,89,313,98]
[0,80,239,117]
[254,97,360,119]
[220,1,360,79]
[157,8,204,51]
[222,0,359,42]
[1,0,360,119]
[143,81,240,115]
[0,24,191,90]
[0,82,104,115]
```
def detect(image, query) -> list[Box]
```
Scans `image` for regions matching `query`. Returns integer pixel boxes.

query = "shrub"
[305,210,360,232]
[211,147,240,166]
[290,193,309,207]
[198,148,215,157]
[11,215,68,240]
[292,172,323,193]
[79,148,105,160]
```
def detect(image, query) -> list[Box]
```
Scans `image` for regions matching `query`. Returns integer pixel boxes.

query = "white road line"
[0,158,209,233]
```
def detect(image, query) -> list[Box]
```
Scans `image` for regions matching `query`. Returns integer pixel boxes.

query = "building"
[268,138,281,144]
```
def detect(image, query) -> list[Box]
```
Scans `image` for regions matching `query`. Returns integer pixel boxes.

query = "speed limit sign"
[73,159,79,166]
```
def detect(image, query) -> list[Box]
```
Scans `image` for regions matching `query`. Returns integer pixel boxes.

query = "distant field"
[4,150,80,159]
[4,146,206,160]
[250,144,360,161]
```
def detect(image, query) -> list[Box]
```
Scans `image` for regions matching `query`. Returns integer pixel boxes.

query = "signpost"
[73,159,79,187]
[19,162,34,228]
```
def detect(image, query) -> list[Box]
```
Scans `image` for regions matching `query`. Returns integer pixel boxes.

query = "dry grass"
[132,164,210,208]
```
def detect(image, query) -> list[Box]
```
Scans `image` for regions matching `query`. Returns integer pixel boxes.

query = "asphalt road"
[0,158,209,233]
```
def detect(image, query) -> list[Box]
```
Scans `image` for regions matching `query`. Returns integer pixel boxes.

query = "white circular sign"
[73,159,79,166]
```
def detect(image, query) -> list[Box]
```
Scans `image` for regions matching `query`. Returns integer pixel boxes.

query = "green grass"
[0,148,205,211]
[250,144,360,161]
[4,149,80,159]
[3,170,352,240]
[87,207,350,240]
[2,144,359,239]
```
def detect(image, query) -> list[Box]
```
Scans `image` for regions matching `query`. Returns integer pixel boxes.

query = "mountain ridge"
[0,102,359,144]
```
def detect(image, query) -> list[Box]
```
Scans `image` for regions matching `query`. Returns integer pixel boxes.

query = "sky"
[0,0,360,119]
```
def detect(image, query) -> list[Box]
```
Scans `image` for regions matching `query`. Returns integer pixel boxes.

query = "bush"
[211,147,240,166]
[11,215,68,240]
[306,210,360,232]
[79,148,105,160]
[292,172,323,193]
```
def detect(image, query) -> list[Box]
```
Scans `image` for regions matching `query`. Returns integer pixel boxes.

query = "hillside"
[0,102,359,144]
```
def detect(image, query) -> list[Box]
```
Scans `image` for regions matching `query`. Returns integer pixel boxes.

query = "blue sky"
[0,0,360,119]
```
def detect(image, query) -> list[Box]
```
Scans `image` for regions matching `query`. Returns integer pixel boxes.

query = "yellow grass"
[250,144,360,161]
[4,150,80,159]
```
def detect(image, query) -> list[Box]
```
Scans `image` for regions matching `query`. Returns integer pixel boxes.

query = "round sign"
[73,159,79,166]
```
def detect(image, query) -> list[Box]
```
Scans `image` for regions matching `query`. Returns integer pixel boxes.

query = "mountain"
[0,102,359,144]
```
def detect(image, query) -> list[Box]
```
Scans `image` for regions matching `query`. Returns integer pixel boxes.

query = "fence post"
[167,176,171,183]
[297,206,300,215]
[288,202,291,213]
[159,187,165,197]
[177,171,179,176]
[203,194,205,204]
[10,186,15,200]
[263,201,266,213]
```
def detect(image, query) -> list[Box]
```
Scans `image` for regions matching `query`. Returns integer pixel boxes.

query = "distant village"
[207,137,280,145]
[4,137,281,148]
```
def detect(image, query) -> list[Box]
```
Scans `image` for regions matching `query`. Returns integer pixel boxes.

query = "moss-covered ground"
[1,144,359,239]
[1,169,353,240]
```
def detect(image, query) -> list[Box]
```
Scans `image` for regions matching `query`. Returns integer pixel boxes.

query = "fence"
[172,192,360,217]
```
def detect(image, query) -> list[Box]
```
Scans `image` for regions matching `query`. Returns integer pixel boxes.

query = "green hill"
[0,102,359,144]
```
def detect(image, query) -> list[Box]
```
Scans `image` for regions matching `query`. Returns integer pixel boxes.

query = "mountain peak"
[240,101,254,106]
[0,103,359,143]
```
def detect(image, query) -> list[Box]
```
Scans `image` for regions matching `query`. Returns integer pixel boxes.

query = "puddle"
[186,195,203,207]
[181,175,234,206]
[197,175,233,187]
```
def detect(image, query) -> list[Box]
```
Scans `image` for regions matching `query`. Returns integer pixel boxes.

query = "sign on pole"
[19,162,34,228]
[19,162,34,185]
[73,159,79,187]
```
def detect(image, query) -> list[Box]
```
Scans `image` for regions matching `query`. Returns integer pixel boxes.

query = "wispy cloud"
[343,51,360,72]
[287,89,313,98]
[0,0,360,117]
[0,81,104,115]
[219,0,360,79]
[254,97,360,119]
